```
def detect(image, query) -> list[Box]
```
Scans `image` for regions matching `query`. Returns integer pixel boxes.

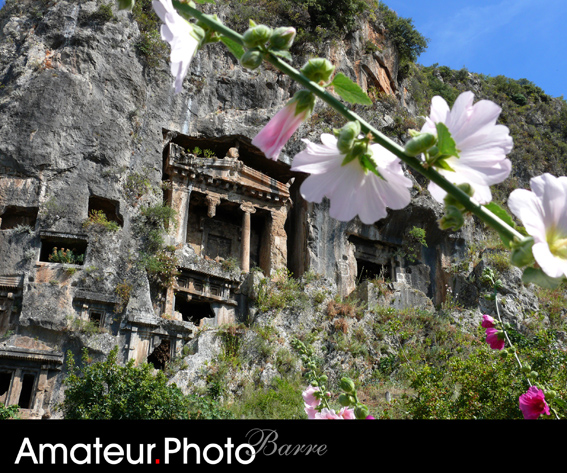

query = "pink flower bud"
[252,90,314,161]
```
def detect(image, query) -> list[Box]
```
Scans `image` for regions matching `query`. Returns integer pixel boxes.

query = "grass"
[254,269,309,312]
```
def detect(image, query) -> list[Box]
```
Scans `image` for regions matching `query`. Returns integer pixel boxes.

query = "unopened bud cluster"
[240,21,296,70]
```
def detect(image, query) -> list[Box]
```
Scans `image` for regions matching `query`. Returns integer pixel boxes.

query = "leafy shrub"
[114,280,132,313]
[124,170,153,201]
[82,210,120,232]
[0,404,19,420]
[229,376,306,419]
[132,0,169,67]
[48,247,84,265]
[135,203,179,286]
[140,247,179,287]
[221,0,369,46]
[61,347,233,419]
[254,269,309,312]
[89,3,114,23]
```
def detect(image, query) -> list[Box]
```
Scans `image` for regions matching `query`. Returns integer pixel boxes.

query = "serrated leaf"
[522,267,564,289]
[330,72,372,105]
[220,36,245,60]
[435,122,459,158]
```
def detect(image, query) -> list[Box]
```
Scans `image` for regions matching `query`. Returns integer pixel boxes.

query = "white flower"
[421,91,513,204]
[508,173,567,279]
[152,0,200,94]
[290,134,412,224]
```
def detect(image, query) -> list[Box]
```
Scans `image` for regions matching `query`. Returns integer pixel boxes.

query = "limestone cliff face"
[0,0,483,417]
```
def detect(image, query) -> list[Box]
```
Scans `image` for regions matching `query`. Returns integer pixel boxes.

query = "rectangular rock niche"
[174,293,215,325]
[39,234,88,265]
[88,195,123,227]
[0,206,38,230]
[349,235,398,283]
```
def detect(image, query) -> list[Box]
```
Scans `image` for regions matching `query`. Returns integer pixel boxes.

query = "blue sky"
[0,0,565,98]
[384,0,567,98]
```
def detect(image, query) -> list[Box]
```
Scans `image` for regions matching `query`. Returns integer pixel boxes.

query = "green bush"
[48,247,84,265]
[132,0,169,67]
[255,269,309,312]
[82,209,121,232]
[402,325,567,419]
[0,404,20,420]
[60,347,233,419]
[221,0,368,46]
[229,376,306,419]
[90,3,114,23]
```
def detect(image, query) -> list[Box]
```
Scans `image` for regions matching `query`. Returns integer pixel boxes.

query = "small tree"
[60,347,232,420]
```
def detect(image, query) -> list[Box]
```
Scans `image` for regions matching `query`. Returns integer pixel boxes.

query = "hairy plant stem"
[174,1,525,245]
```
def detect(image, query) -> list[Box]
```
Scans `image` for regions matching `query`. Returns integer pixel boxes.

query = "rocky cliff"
[0,0,562,419]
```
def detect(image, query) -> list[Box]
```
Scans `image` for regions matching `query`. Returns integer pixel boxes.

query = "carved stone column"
[240,203,256,272]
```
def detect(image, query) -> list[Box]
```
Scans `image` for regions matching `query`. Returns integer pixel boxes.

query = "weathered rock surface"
[0,1,549,418]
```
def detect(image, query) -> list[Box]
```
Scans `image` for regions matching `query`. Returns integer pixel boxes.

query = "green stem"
[173,1,525,244]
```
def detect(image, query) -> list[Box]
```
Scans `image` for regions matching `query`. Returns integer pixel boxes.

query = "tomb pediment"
[166,142,290,205]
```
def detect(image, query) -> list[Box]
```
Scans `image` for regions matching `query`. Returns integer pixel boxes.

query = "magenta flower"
[485,327,505,350]
[290,133,412,224]
[366,415,375,419]
[152,0,202,94]
[421,91,513,204]
[508,173,567,279]
[481,314,496,328]
[252,91,315,161]
[519,386,551,419]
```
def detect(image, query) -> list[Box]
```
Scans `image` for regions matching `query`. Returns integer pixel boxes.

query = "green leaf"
[484,202,517,248]
[193,0,216,4]
[434,158,455,172]
[220,36,245,59]
[330,73,372,105]
[359,154,385,180]
[435,122,459,159]
[484,202,515,228]
[269,49,292,62]
[522,267,564,289]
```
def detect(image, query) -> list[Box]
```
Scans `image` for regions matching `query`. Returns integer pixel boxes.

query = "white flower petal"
[152,0,199,94]
[508,173,567,279]
[530,174,567,231]
[292,135,412,224]
[421,91,512,204]
[508,188,546,243]
[533,242,567,279]
[429,96,451,124]
[444,91,474,139]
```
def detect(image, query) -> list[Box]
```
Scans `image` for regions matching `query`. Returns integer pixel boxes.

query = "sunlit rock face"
[0,0,509,417]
